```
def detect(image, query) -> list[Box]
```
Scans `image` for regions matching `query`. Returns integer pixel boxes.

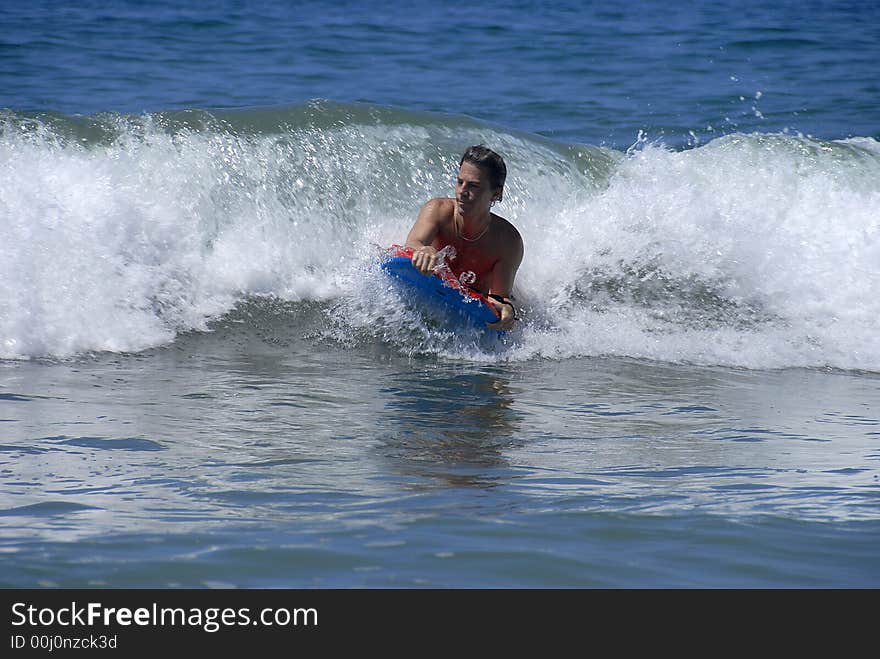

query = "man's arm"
[486,227,523,331]
[405,198,449,275]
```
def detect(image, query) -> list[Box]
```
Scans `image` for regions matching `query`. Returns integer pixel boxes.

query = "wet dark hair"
[460,145,507,194]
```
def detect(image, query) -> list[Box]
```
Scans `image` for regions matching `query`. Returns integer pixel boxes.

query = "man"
[405,145,523,331]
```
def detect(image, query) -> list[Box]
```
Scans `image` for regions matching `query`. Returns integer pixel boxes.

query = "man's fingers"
[412,249,436,275]
[487,318,513,331]
[484,299,511,330]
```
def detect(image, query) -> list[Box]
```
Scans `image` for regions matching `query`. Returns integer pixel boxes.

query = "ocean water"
[1,0,879,588]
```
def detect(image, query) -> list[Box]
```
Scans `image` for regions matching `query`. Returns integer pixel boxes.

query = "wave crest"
[2,104,878,369]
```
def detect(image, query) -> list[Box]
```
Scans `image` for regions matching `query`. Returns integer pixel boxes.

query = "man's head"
[459,145,506,203]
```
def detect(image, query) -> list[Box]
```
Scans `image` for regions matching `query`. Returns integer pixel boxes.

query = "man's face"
[455,162,499,218]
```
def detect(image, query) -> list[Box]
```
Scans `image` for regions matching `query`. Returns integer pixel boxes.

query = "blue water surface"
[2,0,878,148]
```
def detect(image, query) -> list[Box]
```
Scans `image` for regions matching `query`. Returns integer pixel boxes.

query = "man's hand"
[486,296,516,331]
[411,245,439,275]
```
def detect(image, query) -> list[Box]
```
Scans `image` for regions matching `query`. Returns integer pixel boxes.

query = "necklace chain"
[457,217,491,242]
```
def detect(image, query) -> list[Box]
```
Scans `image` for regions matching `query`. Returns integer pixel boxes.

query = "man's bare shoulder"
[492,213,524,247]
[421,197,456,216]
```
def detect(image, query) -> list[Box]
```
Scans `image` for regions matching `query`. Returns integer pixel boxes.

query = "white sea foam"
[511,134,880,369]
[2,110,878,370]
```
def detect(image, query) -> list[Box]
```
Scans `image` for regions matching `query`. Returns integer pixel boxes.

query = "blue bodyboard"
[381,253,500,328]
